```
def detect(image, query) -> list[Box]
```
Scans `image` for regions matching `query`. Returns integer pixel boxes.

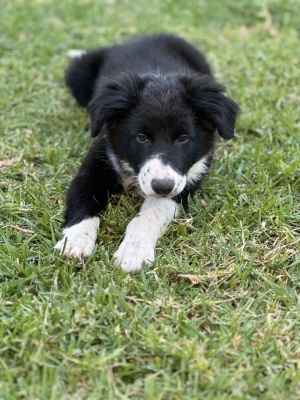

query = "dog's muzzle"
[138,157,187,197]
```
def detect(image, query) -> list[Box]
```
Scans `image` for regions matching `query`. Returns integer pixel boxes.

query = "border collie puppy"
[55,34,239,273]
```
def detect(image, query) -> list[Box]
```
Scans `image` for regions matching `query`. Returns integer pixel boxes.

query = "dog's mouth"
[129,178,139,187]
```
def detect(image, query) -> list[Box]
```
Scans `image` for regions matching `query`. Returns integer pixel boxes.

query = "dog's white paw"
[54,217,99,262]
[54,234,95,261]
[113,238,155,273]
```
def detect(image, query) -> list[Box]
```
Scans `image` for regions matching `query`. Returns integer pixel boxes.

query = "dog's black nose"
[151,178,175,195]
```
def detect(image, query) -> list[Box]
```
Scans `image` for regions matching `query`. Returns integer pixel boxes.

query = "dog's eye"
[177,134,189,143]
[136,134,148,143]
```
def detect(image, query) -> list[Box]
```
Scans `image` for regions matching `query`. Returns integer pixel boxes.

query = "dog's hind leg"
[65,48,107,107]
[67,49,87,58]
[113,197,179,273]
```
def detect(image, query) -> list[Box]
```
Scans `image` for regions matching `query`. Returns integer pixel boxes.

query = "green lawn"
[1,0,300,398]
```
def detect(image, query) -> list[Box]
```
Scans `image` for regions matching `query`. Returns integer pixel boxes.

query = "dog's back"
[65,34,212,107]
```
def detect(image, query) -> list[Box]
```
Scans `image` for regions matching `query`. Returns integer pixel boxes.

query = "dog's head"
[88,73,239,198]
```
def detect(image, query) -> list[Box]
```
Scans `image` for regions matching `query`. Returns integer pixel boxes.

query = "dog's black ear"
[87,73,146,137]
[183,75,240,139]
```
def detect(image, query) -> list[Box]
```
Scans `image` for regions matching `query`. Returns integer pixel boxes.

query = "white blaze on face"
[138,157,186,197]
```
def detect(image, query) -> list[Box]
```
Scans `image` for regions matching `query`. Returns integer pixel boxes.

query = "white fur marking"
[114,197,179,273]
[54,217,100,261]
[138,157,186,197]
[120,160,135,175]
[67,49,87,58]
[186,155,209,184]
[107,149,137,189]
[107,149,123,176]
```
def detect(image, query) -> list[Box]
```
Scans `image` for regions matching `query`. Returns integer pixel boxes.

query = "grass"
[1,0,300,398]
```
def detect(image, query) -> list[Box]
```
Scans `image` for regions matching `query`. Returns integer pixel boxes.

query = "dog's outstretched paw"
[54,234,95,262]
[113,238,155,274]
[54,217,99,262]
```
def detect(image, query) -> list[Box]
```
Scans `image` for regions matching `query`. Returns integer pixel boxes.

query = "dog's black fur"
[56,34,239,272]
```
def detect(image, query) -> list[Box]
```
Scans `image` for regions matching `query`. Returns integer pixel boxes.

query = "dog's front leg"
[55,138,123,262]
[114,197,179,273]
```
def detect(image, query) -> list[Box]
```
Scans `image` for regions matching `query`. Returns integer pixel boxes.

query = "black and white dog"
[55,34,239,273]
